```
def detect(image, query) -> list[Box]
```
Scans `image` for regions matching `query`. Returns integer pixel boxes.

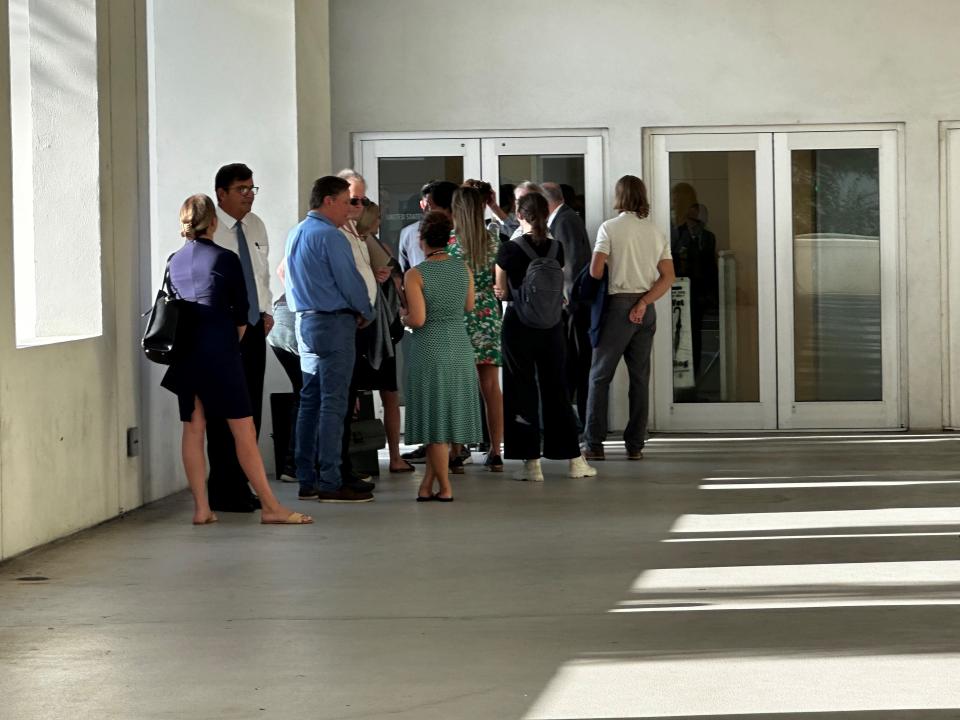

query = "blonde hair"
[451,186,489,272]
[179,194,216,239]
[355,201,381,236]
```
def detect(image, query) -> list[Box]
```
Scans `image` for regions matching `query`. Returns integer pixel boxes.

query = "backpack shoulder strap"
[513,234,539,261]
[545,238,559,260]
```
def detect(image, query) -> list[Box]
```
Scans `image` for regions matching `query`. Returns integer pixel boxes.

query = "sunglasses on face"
[349,197,372,207]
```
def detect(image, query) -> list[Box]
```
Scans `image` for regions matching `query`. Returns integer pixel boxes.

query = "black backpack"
[510,236,564,329]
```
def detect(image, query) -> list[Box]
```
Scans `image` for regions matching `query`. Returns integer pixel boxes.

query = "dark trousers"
[565,305,593,428]
[583,297,656,453]
[340,373,361,478]
[272,345,302,473]
[501,309,580,461]
[206,317,265,504]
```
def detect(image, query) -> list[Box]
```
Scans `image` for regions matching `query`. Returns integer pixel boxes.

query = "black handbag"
[141,261,182,364]
[348,418,386,454]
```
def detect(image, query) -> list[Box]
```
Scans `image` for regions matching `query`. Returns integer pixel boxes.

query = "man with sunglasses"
[334,169,388,493]
[207,162,274,512]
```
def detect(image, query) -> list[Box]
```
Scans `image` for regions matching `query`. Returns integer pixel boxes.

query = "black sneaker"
[317,487,374,503]
[279,466,298,483]
[350,469,373,483]
[401,445,427,464]
[342,475,376,493]
[483,453,504,472]
[449,456,465,474]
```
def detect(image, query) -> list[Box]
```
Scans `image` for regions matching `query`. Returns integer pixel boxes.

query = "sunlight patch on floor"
[523,654,960,719]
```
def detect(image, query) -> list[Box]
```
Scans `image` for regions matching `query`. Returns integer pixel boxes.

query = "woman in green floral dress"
[448,186,504,471]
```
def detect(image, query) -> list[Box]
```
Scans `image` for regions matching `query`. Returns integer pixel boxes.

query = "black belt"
[301,309,354,316]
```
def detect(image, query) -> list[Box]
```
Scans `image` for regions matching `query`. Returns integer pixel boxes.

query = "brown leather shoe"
[581,445,605,461]
[627,448,644,460]
[317,487,374,503]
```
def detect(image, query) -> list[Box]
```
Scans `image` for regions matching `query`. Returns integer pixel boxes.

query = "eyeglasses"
[232,185,259,196]
[349,197,371,207]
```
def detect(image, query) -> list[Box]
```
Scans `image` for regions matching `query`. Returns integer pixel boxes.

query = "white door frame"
[356,137,483,205]
[941,122,960,429]
[773,130,901,429]
[650,132,778,430]
[479,135,605,240]
[647,125,903,431]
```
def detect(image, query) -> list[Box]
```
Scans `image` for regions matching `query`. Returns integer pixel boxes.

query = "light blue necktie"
[234,220,261,326]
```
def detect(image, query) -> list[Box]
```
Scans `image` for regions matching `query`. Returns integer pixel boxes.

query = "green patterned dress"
[447,228,503,366]
[404,258,483,445]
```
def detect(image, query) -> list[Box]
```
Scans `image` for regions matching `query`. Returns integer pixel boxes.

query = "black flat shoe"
[415,495,435,502]
[484,453,504,472]
[433,494,454,503]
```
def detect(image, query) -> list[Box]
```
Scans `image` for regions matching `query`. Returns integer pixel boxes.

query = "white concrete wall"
[0,0,145,560]
[145,0,308,491]
[10,0,102,343]
[322,0,960,430]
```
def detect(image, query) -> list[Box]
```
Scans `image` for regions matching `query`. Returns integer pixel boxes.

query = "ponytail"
[516,192,549,246]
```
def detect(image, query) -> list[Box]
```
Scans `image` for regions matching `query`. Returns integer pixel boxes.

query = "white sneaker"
[513,458,544,482]
[569,455,597,478]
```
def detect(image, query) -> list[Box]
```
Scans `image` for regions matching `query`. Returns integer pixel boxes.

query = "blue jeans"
[295,312,356,493]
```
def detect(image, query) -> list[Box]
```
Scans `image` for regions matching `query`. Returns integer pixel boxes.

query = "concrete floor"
[2,436,960,720]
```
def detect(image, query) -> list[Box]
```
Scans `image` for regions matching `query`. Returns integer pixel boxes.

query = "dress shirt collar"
[341,219,362,241]
[547,203,564,227]
[307,210,337,228]
[216,205,244,230]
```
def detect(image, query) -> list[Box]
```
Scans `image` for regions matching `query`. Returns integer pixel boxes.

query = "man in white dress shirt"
[208,162,274,512]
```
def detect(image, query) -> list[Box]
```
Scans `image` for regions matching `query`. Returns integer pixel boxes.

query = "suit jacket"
[549,204,592,302]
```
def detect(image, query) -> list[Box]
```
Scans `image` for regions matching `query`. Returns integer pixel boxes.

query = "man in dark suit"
[543,182,593,427]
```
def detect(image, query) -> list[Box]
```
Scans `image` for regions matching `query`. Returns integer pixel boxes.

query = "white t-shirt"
[594,212,671,294]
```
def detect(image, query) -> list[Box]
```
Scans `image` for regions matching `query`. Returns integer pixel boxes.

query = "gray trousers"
[583,295,656,452]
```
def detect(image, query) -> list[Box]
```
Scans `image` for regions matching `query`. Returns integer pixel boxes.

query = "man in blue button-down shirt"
[285,176,375,502]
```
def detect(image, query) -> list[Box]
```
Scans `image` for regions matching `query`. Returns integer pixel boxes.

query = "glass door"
[774,130,901,429]
[945,126,960,429]
[358,138,482,255]
[480,136,604,239]
[651,133,778,430]
[651,128,901,431]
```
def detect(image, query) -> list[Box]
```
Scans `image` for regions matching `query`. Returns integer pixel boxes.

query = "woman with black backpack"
[494,193,597,482]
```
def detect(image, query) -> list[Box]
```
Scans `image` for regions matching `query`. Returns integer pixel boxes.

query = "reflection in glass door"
[359,138,481,255]
[774,131,900,429]
[651,134,777,430]
[652,129,900,431]
[481,136,604,239]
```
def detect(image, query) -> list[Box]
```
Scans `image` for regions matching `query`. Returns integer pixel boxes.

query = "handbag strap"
[141,253,178,318]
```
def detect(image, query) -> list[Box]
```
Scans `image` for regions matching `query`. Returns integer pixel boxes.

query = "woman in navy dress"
[161,194,311,526]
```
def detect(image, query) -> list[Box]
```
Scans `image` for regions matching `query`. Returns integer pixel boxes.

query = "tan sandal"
[192,513,218,525]
[261,511,313,525]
